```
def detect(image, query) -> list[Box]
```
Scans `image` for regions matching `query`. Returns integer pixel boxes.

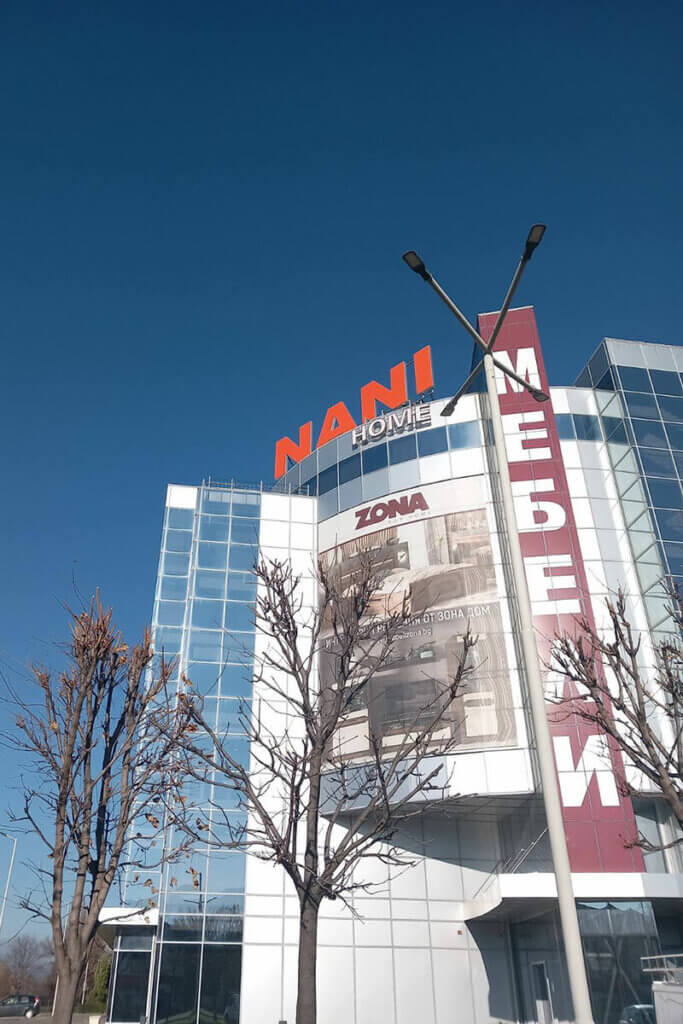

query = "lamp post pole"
[402,230,595,1024]
[0,831,18,940]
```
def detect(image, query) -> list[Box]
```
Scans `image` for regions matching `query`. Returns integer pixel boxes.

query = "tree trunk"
[52,969,81,1024]
[296,899,319,1024]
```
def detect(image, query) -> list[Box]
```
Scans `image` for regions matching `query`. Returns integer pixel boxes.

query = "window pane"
[230,518,259,545]
[338,453,361,484]
[417,427,448,456]
[448,421,480,449]
[111,951,150,1023]
[573,414,602,441]
[224,602,254,632]
[227,573,257,602]
[163,552,190,576]
[203,916,243,944]
[219,664,253,699]
[155,945,200,1024]
[200,516,229,542]
[168,508,194,529]
[160,576,188,601]
[632,419,668,448]
[650,369,683,396]
[163,915,203,942]
[318,464,338,495]
[201,490,231,515]
[646,478,682,508]
[655,508,683,543]
[228,544,257,571]
[195,570,225,600]
[154,626,182,654]
[361,443,388,473]
[639,448,675,477]
[199,946,241,1023]
[602,417,628,444]
[389,434,417,465]
[198,542,228,570]
[231,493,260,518]
[165,529,192,553]
[206,851,246,892]
[191,600,224,630]
[658,394,683,423]
[664,543,683,576]
[157,601,185,627]
[624,392,660,420]
[185,662,222,696]
[188,630,222,662]
[555,414,575,440]
[664,422,683,450]
[617,366,651,391]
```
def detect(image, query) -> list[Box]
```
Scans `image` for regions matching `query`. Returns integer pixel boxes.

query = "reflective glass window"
[168,508,194,530]
[206,851,246,892]
[199,946,241,1023]
[665,422,683,450]
[675,452,683,478]
[573,415,602,441]
[389,434,417,464]
[160,575,188,601]
[318,489,338,520]
[201,490,231,515]
[191,600,224,630]
[155,945,201,1024]
[301,475,317,496]
[224,602,254,632]
[646,477,682,508]
[602,417,627,444]
[163,552,190,575]
[188,630,222,662]
[203,917,243,943]
[198,542,228,570]
[165,529,192,553]
[448,421,480,448]
[632,419,668,448]
[230,518,259,545]
[555,414,575,439]
[338,478,362,511]
[658,394,683,423]
[228,544,257,572]
[664,542,683,575]
[154,626,182,655]
[417,426,448,456]
[185,662,222,696]
[639,447,676,477]
[111,951,150,1023]
[655,508,683,543]
[361,443,388,473]
[318,464,338,495]
[589,346,608,382]
[361,468,389,501]
[157,601,185,627]
[650,369,683,396]
[218,664,253,698]
[594,368,614,391]
[199,516,229,542]
[231,493,260,518]
[624,392,660,420]
[338,453,361,484]
[195,570,225,600]
[616,365,651,391]
[163,916,203,942]
[227,573,256,602]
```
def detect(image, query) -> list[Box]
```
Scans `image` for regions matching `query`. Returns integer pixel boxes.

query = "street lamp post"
[402,228,595,1024]
[0,831,18,940]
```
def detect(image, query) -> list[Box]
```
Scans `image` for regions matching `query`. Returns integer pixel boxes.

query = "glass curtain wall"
[110,484,261,1024]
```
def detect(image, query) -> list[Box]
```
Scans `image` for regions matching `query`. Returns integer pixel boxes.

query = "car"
[618,1005,654,1024]
[0,996,40,1019]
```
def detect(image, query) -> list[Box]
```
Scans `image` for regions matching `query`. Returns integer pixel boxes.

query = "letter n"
[274,422,312,479]
[361,361,408,422]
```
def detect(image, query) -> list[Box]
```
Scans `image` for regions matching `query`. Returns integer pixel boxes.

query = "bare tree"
[552,585,682,840]
[5,595,192,1024]
[1,934,53,997]
[178,555,476,1024]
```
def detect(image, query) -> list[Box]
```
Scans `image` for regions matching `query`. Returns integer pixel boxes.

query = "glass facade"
[108,483,271,1024]
[577,339,683,631]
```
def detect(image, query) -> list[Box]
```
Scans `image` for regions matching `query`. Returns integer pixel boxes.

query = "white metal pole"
[482,352,594,1024]
[0,832,17,940]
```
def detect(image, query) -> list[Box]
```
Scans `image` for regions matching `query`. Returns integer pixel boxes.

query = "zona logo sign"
[355,492,429,529]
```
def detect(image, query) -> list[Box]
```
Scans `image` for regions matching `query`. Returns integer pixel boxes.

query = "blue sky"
[1,1,681,935]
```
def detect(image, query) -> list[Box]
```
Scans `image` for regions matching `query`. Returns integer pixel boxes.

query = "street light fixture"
[402,227,595,1024]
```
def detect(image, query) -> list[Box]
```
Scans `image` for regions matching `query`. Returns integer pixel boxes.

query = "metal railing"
[641,953,683,984]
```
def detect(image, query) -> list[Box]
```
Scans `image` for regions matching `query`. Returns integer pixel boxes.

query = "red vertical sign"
[478,307,643,872]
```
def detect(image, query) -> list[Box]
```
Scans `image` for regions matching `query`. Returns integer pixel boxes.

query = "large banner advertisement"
[478,307,643,872]
[318,478,517,762]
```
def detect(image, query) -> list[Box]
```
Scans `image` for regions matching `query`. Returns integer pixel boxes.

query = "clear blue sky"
[1,1,681,934]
